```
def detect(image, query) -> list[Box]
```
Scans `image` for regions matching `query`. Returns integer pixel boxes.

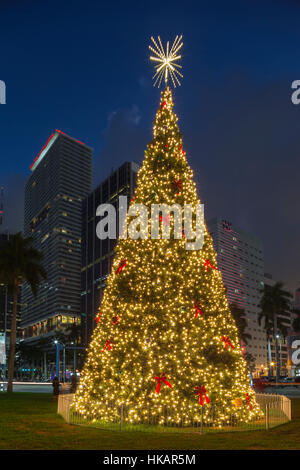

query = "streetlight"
[54,340,59,380]
[71,341,77,372]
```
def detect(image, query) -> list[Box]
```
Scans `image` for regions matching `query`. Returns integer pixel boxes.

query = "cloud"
[93,105,149,186]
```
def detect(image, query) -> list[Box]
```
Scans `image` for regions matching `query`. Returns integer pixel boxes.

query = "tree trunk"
[7,280,19,393]
[279,337,282,376]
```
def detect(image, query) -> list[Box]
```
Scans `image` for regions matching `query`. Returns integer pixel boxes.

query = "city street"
[265,386,300,398]
[0,382,52,393]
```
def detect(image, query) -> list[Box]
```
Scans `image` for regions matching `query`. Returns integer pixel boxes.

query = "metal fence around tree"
[57,392,291,434]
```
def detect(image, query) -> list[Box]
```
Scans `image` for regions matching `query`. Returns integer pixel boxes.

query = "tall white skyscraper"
[207,217,267,375]
[21,130,93,345]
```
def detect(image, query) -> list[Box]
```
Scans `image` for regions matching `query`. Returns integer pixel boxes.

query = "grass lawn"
[0,392,300,450]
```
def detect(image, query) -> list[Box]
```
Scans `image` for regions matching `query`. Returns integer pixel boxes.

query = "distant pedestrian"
[52,376,60,400]
[70,374,77,393]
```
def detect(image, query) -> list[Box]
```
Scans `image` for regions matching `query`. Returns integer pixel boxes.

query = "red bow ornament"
[195,386,210,406]
[116,259,127,274]
[173,179,182,194]
[204,259,217,272]
[221,336,235,350]
[194,301,203,318]
[245,393,253,410]
[179,145,185,157]
[95,312,102,324]
[154,373,172,394]
[160,101,167,110]
[102,340,113,352]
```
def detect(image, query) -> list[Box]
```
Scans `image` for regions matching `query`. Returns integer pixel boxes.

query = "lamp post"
[278,335,282,377]
[3,286,7,380]
[62,345,65,383]
[274,314,280,384]
[71,341,76,372]
[54,340,60,380]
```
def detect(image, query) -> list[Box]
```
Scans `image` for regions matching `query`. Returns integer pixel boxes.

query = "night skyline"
[1,0,300,293]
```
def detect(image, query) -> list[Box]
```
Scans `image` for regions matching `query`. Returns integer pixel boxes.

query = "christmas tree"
[74,37,261,426]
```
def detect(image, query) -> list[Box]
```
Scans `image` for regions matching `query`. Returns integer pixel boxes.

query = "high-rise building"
[0,233,22,374]
[20,130,93,344]
[287,287,300,377]
[207,217,266,375]
[0,233,10,336]
[81,161,139,345]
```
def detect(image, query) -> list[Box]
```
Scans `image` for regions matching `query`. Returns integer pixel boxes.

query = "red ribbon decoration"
[116,259,127,274]
[221,336,235,350]
[102,340,112,352]
[173,179,182,194]
[154,373,172,394]
[204,259,217,272]
[95,312,102,324]
[194,301,203,318]
[179,145,185,157]
[195,386,210,406]
[160,100,167,110]
[246,393,253,410]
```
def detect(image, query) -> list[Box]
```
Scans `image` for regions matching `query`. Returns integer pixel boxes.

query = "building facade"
[81,161,139,345]
[0,233,22,373]
[20,130,93,344]
[286,287,300,378]
[207,217,266,375]
[0,233,9,337]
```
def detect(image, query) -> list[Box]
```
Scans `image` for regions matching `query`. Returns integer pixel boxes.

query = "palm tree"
[0,233,47,393]
[244,352,256,374]
[258,282,292,381]
[230,303,252,345]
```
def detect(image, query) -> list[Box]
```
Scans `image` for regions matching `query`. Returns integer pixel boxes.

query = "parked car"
[280,377,293,383]
[279,376,287,381]
[252,378,269,391]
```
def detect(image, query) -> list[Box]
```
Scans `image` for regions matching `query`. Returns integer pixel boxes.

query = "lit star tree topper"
[149,35,183,88]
